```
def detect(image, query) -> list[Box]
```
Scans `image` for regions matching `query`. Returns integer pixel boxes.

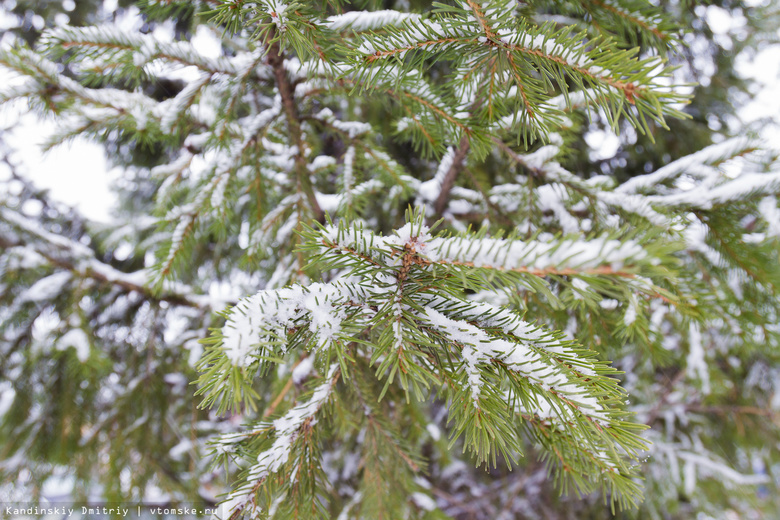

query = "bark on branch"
[265,29,325,222]
[434,135,471,216]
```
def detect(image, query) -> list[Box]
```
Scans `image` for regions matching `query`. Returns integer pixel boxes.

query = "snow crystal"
[221,283,362,366]
[411,492,436,511]
[326,10,420,32]
[57,329,90,362]
[292,356,314,384]
[623,298,638,327]
[758,196,780,237]
[21,272,72,303]
[686,323,710,395]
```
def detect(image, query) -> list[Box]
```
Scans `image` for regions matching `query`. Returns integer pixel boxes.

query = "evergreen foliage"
[1,1,780,518]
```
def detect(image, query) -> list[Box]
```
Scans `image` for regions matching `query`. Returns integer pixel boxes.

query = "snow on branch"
[352,7,676,117]
[354,18,471,59]
[584,0,673,44]
[326,10,421,32]
[422,306,609,424]
[616,136,758,194]
[0,47,159,119]
[653,442,771,489]
[221,282,372,367]
[41,24,241,74]
[160,73,213,133]
[203,213,650,508]
[319,219,650,277]
[0,208,213,310]
[216,364,339,519]
[647,171,780,209]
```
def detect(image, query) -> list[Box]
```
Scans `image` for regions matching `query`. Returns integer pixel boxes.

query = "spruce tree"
[1,1,779,518]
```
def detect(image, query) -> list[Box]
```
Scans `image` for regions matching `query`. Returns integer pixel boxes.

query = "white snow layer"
[758,196,780,237]
[21,272,72,302]
[424,234,646,272]
[56,329,90,362]
[422,306,608,424]
[326,10,420,32]
[322,222,647,274]
[222,283,365,366]
[617,136,757,194]
[686,322,711,395]
[217,364,338,519]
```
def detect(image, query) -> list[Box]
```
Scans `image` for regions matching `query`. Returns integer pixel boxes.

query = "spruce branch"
[198,212,662,509]
[265,26,324,223]
[0,208,212,310]
[434,135,471,216]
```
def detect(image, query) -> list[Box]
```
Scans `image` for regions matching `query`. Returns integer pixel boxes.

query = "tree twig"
[265,28,324,222]
[434,135,470,216]
[0,208,214,310]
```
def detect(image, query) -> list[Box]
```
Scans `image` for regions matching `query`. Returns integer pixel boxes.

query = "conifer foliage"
[1,1,780,518]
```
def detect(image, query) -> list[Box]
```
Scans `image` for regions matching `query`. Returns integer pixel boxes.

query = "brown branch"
[433,135,471,216]
[265,28,324,222]
[0,230,210,310]
[465,0,496,39]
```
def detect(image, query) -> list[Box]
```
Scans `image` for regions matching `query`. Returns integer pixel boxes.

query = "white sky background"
[0,4,779,222]
[0,3,221,222]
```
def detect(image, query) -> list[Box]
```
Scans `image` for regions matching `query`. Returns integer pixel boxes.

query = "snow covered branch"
[0,208,213,310]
